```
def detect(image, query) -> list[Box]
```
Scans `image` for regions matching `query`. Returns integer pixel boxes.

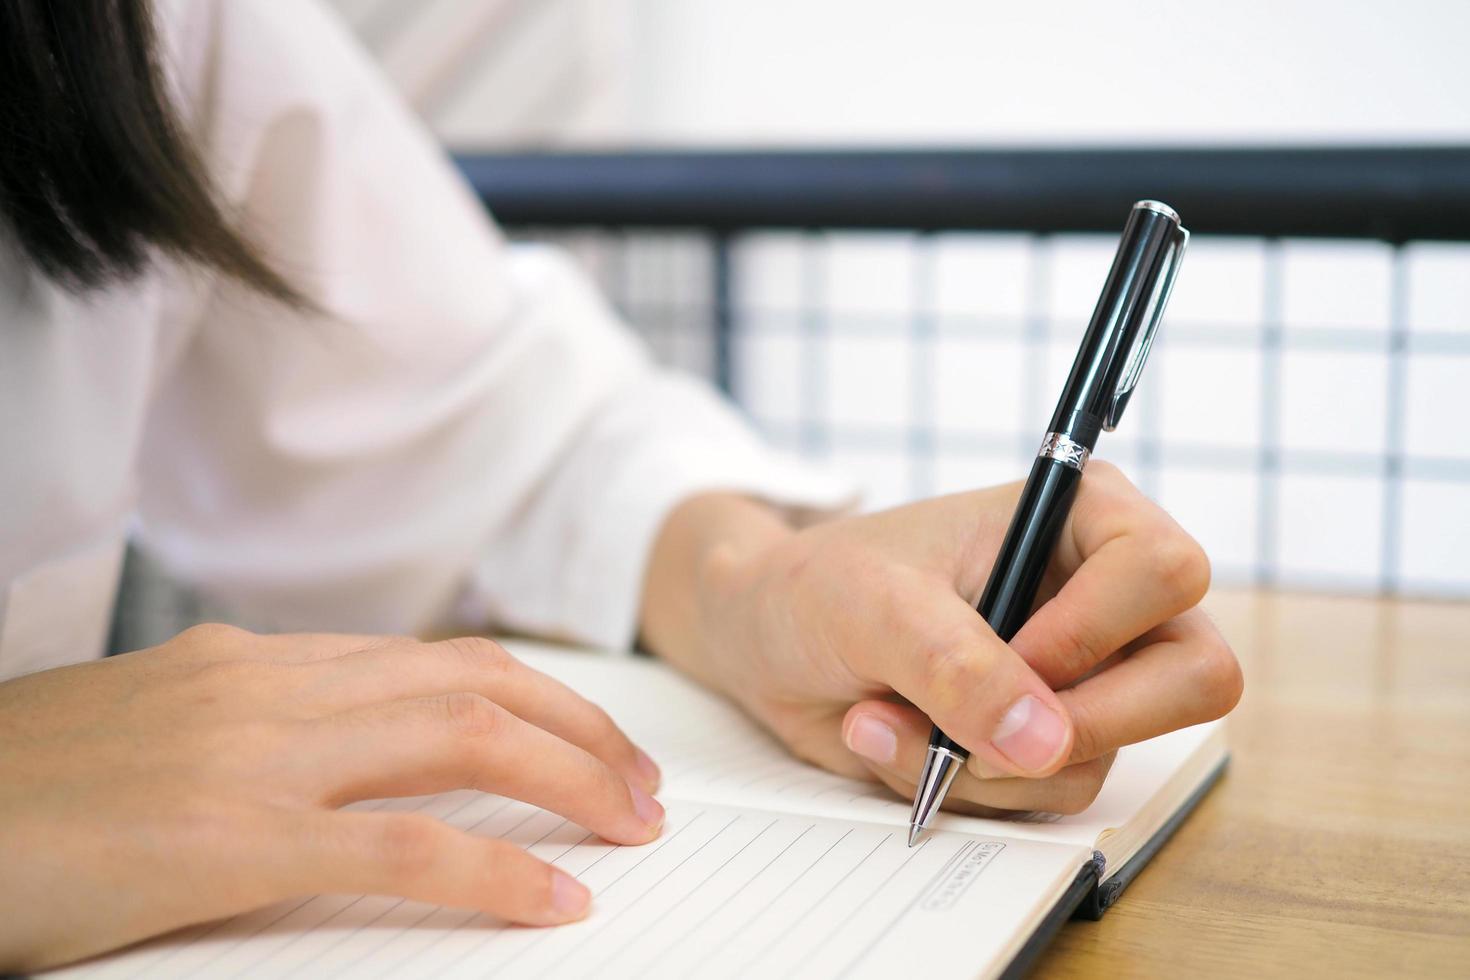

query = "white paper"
[57,795,1084,980]
[511,643,1223,848]
[50,641,1217,979]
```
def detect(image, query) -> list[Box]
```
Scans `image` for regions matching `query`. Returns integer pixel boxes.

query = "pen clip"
[1103,223,1189,431]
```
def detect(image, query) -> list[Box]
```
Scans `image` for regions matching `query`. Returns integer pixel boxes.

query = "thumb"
[854,578,1074,778]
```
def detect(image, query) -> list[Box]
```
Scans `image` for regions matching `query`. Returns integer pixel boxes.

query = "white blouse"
[0,0,846,681]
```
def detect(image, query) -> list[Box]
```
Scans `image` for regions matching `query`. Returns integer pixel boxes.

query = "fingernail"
[551,870,590,918]
[633,748,662,791]
[990,695,1068,773]
[844,714,897,765]
[629,783,665,832]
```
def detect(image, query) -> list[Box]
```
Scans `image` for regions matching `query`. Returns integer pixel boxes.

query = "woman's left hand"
[641,462,1243,817]
[0,630,665,972]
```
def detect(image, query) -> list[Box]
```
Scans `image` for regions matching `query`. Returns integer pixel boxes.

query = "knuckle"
[1194,637,1245,719]
[567,748,629,808]
[1062,702,1104,763]
[1084,458,1124,486]
[442,636,514,675]
[923,647,974,717]
[1051,605,1114,679]
[586,702,625,745]
[441,692,506,740]
[1152,533,1212,603]
[528,861,559,910]
[921,626,994,699]
[1068,724,1103,767]
[371,814,443,884]
[175,622,254,650]
[361,634,416,652]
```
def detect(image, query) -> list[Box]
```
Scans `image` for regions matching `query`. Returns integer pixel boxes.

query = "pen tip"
[908,745,963,849]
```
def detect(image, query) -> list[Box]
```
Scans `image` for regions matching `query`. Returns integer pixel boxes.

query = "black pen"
[908,200,1189,846]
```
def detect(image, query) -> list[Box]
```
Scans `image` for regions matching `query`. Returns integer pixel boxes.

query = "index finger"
[846,575,1076,778]
[297,693,665,846]
[297,637,661,793]
[152,624,398,664]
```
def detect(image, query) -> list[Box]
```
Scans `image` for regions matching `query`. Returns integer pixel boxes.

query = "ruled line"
[433,821,589,959]
[329,829,597,979]
[834,840,979,978]
[638,822,813,975]
[491,811,709,974]
[357,820,609,979]
[283,795,515,978]
[598,818,778,973]
[737,834,892,975]
[531,814,739,978]
[710,828,860,975]
[224,896,370,978]
[784,836,935,979]
[735,762,803,789]
[194,798,523,979]
[218,798,520,979]
[132,797,402,979]
[283,818,574,979]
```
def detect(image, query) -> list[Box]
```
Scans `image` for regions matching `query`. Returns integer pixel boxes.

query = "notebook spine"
[1072,851,1111,921]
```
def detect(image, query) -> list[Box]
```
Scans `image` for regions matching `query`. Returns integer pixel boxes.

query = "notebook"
[52,640,1227,980]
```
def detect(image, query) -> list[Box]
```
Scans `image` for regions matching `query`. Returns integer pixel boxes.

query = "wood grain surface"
[1033,588,1470,978]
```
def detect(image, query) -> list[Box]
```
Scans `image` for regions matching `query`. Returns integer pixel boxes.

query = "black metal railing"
[453,147,1470,596]
[457,146,1470,240]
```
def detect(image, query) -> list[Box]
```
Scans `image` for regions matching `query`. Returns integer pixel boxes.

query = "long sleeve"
[136,0,849,647]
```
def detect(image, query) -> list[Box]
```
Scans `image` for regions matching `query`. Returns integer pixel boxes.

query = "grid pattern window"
[521,229,1470,598]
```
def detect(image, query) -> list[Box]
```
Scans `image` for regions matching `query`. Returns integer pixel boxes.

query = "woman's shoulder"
[153,0,399,198]
[156,0,380,115]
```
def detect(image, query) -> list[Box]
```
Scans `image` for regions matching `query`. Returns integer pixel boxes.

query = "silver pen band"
[1037,432,1090,471]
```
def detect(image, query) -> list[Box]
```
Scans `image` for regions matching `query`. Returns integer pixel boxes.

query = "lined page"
[509,643,1223,847]
[55,798,1085,980]
[48,642,1205,978]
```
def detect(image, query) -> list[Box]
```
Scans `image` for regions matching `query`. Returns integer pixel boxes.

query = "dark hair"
[0,0,303,304]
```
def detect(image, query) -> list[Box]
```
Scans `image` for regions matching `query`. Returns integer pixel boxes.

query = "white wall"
[327,0,630,146]
[624,0,1470,145]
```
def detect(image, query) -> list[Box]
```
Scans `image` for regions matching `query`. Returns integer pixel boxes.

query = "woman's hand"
[0,628,663,973]
[642,462,1243,817]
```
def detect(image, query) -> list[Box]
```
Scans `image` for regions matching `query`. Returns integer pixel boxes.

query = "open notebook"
[54,640,1227,980]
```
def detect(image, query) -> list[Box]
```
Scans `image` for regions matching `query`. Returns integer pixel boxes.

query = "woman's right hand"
[0,626,665,973]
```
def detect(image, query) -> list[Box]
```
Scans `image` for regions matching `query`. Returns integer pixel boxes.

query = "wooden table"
[1034,588,1470,978]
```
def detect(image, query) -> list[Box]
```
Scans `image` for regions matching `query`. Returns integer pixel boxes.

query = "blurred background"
[320,1,1470,599]
[328,0,1470,147]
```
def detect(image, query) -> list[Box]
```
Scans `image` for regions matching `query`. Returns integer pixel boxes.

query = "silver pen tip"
[907,745,964,848]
